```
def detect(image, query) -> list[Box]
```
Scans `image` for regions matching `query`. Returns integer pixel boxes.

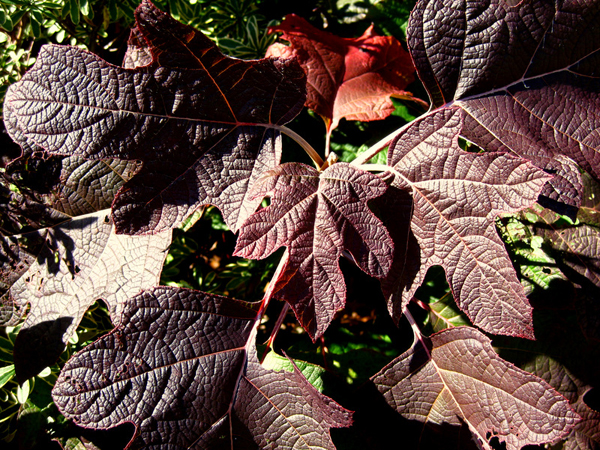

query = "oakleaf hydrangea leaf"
[0,210,171,382]
[521,356,600,450]
[267,14,426,134]
[527,204,600,289]
[382,108,550,338]
[4,0,306,234]
[235,162,393,339]
[52,287,352,449]
[372,327,580,450]
[408,0,600,209]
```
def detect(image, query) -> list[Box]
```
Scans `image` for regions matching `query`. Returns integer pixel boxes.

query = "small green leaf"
[108,0,117,20]
[262,351,325,392]
[70,0,80,24]
[1,15,13,31]
[427,293,470,332]
[30,16,40,38]
[0,365,15,388]
[9,9,26,27]
[16,379,30,404]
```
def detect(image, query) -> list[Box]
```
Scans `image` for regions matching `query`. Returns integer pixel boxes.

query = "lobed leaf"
[408,0,600,209]
[52,287,352,449]
[521,356,600,450]
[372,327,580,450]
[267,14,426,134]
[0,210,171,382]
[235,162,393,339]
[4,0,306,235]
[381,108,550,338]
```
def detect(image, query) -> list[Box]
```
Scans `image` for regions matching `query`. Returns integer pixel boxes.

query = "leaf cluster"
[1,0,600,449]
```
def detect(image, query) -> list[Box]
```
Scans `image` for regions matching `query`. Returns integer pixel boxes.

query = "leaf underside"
[381,108,550,338]
[409,0,600,210]
[372,327,581,450]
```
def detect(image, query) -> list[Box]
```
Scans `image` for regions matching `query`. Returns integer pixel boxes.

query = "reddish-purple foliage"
[2,0,600,448]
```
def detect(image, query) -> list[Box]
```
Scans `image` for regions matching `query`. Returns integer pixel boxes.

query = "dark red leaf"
[235,162,393,339]
[382,108,550,338]
[267,14,426,133]
[52,287,352,449]
[408,0,600,209]
[5,0,306,234]
[372,327,580,450]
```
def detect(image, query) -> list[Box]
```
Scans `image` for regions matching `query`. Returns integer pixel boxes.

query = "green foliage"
[0,303,112,447]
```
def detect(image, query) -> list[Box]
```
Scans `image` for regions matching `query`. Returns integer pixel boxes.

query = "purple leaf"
[372,327,580,450]
[408,0,600,209]
[382,108,550,338]
[0,211,171,381]
[521,356,600,450]
[52,287,352,449]
[235,162,393,339]
[4,0,306,234]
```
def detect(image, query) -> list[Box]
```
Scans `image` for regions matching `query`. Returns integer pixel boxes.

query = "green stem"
[277,125,324,168]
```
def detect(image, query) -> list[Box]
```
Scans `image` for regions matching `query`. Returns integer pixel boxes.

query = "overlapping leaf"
[408,0,600,209]
[526,204,600,289]
[2,94,170,381]
[521,356,600,450]
[372,327,580,450]
[267,14,426,134]
[4,0,306,234]
[52,287,352,449]
[0,210,171,381]
[381,108,550,338]
[235,162,393,339]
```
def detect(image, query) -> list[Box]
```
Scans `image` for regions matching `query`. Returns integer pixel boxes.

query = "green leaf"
[69,0,80,24]
[0,364,15,388]
[1,15,13,31]
[30,16,40,38]
[16,379,30,404]
[9,9,26,27]
[262,350,325,392]
[426,293,470,332]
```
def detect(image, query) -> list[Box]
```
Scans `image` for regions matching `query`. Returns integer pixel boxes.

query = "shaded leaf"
[496,216,570,297]
[372,327,580,450]
[261,350,326,392]
[408,0,600,209]
[579,172,600,227]
[527,204,600,289]
[0,210,171,382]
[382,108,550,338]
[267,14,426,134]
[5,0,306,235]
[235,162,393,339]
[520,356,600,450]
[52,287,352,449]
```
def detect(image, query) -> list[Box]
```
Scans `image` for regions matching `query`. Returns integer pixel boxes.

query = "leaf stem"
[261,303,290,363]
[404,307,431,359]
[351,108,436,166]
[278,125,324,168]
